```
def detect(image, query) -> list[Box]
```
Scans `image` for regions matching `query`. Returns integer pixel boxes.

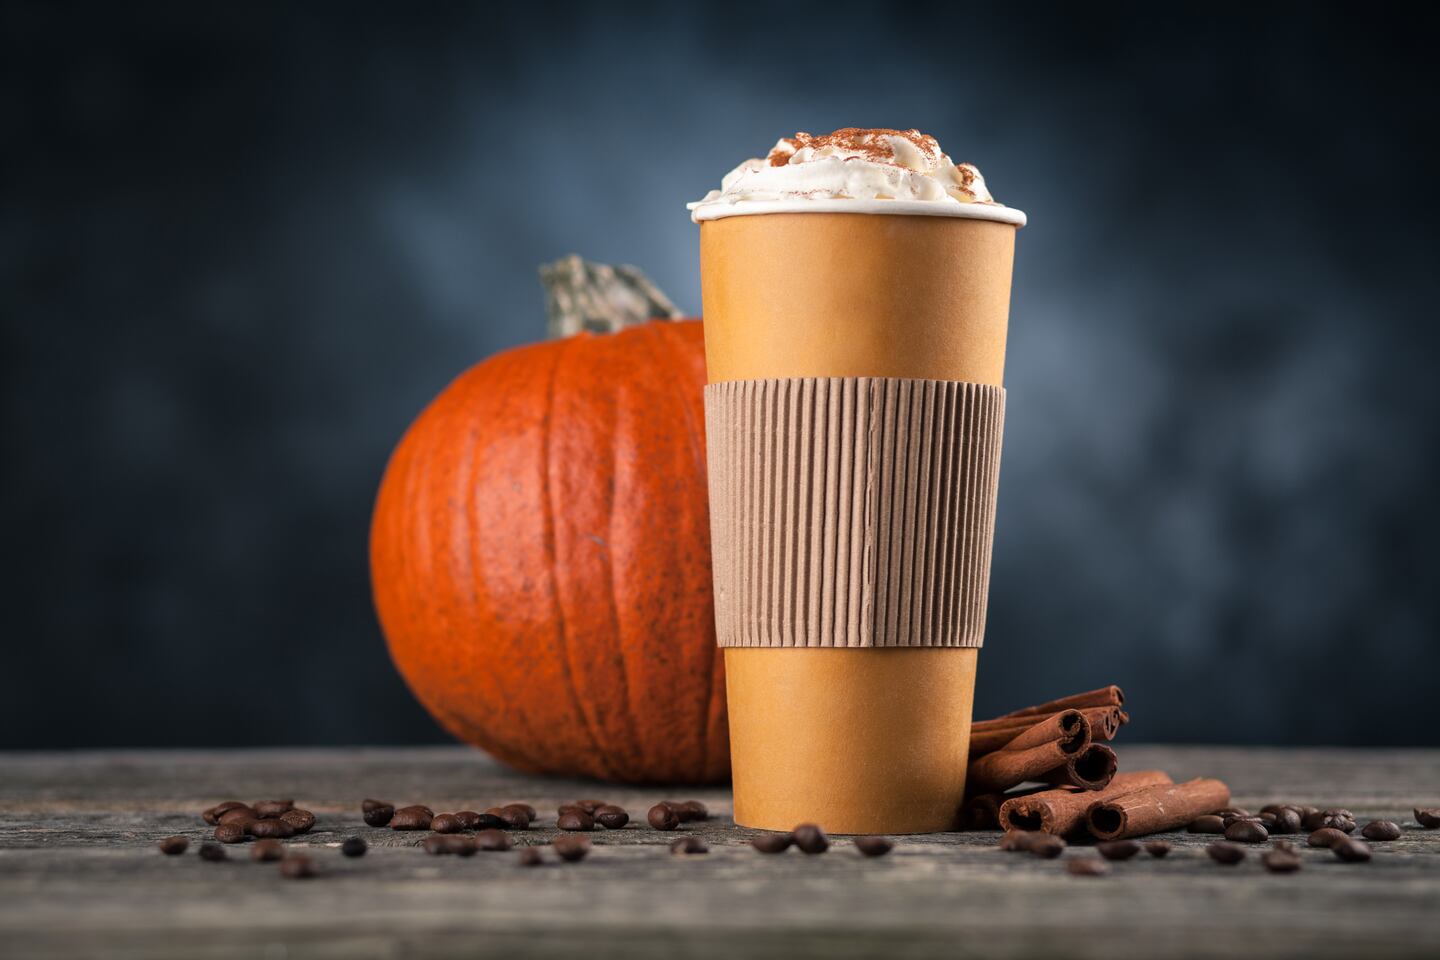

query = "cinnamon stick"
[1086,778,1231,840]
[999,770,1173,836]
[973,706,1128,743]
[995,685,1124,720]
[968,709,1090,758]
[1040,743,1117,791]
[967,735,1097,795]
[961,785,1059,830]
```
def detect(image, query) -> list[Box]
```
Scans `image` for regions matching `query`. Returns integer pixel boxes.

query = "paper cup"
[699,207,1020,834]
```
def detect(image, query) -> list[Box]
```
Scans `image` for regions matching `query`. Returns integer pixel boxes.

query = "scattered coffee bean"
[1028,834,1066,859]
[575,799,607,815]
[452,811,483,830]
[557,804,584,817]
[1362,820,1401,841]
[341,837,367,858]
[487,807,529,830]
[279,855,315,878]
[1096,840,1141,861]
[431,813,464,834]
[675,800,709,822]
[517,847,544,867]
[646,803,679,832]
[1415,808,1440,828]
[1217,807,1251,820]
[158,836,189,856]
[423,834,475,856]
[1262,849,1302,873]
[362,800,395,827]
[1308,827,1348,848]
[249,818,295,840]
[507,803,538,823]
[1225,820,1270,844]
[751,833,793,854]
[557,811,595,832]
[854,837,894,857]
[553,836,591,862]
[999,830,1040,852]
[251,839,286,862]
[204,801,246,825]
[1207,842,1246,864]
[1298,805,1320,817]
[475,829,512,852]
[594,805,630,830]
[1144,841,1172,858]
[1066,857,1108,876]
[1321,814,1357,834]
[253,800,294,819]
[1300,809,1328,831]
[1267,808,1301,835]
[214,823,247,844]
[217,805,256,826]
[1259,803,1291,817]
[1332,838,1372,862]
[793,823,830,855]
[198,842,227,862]
[1187,815,1225,834]
[279,809,315,834]
[670,836,708,855]
[391,806,434,831]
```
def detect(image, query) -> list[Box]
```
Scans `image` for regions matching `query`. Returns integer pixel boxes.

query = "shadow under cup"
[700,211,1017,835]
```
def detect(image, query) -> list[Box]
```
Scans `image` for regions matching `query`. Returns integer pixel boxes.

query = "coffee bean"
[1362,820,1401,841]
[249,818,295,840]
[1096,840,1141,861]
[1225,820,1270,843]
[252,800,294,819]
[1262,849,1302,873]
[1259,803,1291,817]
[218,805,256,826]
[203,801,246,825]
[675,800,709,823]
[557,804,584,817]
[557,811,595,832]
[854,837,894,857]
[517,847,544,867]
[448,811,480,830]
[423,834,475,856]
[279,809,315,834]
[1321,814,1356,834]
[1415,808,1440,828]
[792,823,829,855]
[646,803,679,832]
[1300,810,1326,831]
[1207,842,1246,864]
[594,805,630,829]
[1308,827,1348,848]
[1028,834,1066,859]
[1144,841,1172,858]
[553,836,591,862]
[999,830,1040,852]
[341,837,367,857]
[251,839,286,862]
[1217,807,1251,820]
[279,855,315,878]
[574,799,607,815]
[475,829,512,851]
[486,807,529,830]
[1267,808,1301,835]
[158,836,189,856]
[362,800,395,827]
[1187,815,1225,834]
[214,823,247,844]
[391,806,434,831]
[751,833,793,854]
[670,836,708,855]
[198,842,227,862]
[1066,858,1108,876]
[1272,840,1298,854]
[431,813,464,834]
[508,803,538,823]
[1333,838,1372,862]
[474,813,508,831]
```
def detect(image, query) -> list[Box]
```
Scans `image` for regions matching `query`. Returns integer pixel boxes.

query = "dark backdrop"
[4,2,1437,751]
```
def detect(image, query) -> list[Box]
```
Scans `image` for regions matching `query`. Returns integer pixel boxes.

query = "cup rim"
[689,198,1026,226]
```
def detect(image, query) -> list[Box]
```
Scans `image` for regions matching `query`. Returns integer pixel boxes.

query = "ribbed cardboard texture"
[705,376,1005,648]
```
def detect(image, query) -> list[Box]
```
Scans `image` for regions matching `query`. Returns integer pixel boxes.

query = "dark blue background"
[4,2,1436,750]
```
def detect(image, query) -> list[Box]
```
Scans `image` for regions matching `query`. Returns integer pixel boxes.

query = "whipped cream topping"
[689,129,1007,218]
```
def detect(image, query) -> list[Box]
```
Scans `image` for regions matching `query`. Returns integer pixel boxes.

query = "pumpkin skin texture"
[371,320,728,783]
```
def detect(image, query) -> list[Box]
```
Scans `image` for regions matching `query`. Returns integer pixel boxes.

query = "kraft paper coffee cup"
[698,202,1022,834]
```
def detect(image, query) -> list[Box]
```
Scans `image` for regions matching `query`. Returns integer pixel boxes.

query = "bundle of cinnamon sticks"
[962,685,1230,840]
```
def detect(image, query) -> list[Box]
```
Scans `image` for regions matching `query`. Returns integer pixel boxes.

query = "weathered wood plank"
[0,746,1437,959]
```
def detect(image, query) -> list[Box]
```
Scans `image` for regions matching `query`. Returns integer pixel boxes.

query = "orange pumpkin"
[370,320,728,783]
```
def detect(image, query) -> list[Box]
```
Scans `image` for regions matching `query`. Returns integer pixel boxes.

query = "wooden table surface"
[1,745,1437,959]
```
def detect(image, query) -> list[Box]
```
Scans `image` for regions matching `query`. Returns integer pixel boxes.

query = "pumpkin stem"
[539,254,685,339]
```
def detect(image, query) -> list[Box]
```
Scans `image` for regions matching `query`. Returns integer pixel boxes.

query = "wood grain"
[1,745,1437,959]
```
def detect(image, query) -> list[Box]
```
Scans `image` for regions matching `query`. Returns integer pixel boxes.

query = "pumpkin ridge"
[646,323,718,781]
[543,334,617,779]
